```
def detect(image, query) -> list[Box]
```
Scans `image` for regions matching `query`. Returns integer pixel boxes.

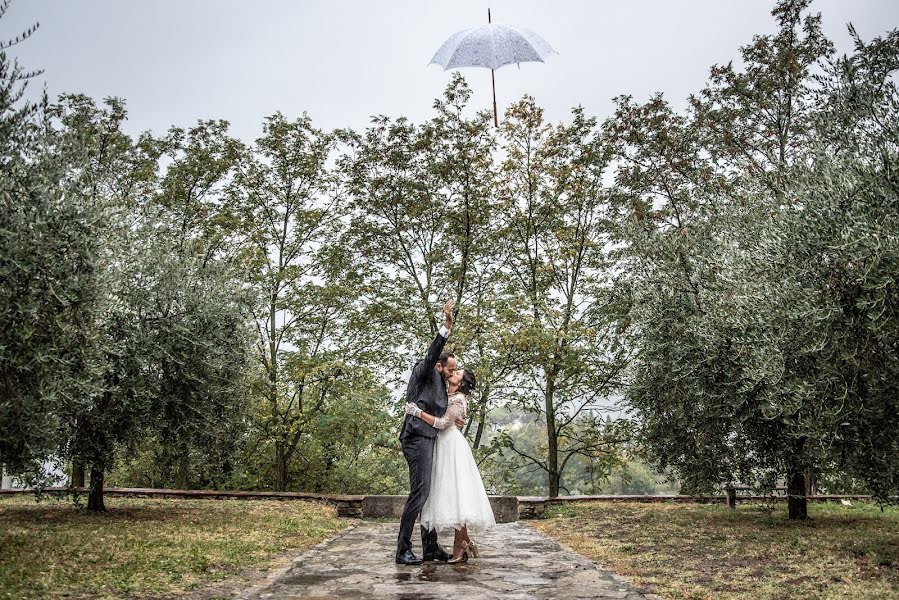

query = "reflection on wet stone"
[277,573,336,587]
[241,522,657,599]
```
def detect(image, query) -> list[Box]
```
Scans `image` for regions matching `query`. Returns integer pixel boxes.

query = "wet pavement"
[240,521,658,599]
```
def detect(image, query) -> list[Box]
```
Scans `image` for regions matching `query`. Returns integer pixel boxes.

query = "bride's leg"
[451,527,464,559]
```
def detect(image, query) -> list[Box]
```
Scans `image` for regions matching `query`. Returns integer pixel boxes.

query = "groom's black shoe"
[423,546,451,562]
[396,550,424,565]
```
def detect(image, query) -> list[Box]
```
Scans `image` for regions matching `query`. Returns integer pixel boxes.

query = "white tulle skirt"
[420,425,496,533]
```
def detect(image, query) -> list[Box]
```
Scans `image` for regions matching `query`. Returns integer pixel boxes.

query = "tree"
[495,98,632,497]
[695,0,834,520]
[145,119,250,490]
[46,96,252,510]
[613,0,898,519]
[605,85,763,502]
[337,111,448,365]
[231,112,355,492]
[47,95,152,510]
[774,25,899,504]
[0,12,108,488]
[338,76,524,469]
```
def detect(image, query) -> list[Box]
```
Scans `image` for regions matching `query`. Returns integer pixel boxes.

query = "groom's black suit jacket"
[399,331,449,441]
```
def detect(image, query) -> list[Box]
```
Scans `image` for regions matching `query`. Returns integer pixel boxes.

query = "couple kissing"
[396,299,496,565]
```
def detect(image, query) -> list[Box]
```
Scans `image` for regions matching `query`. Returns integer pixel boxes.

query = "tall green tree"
[145,119,250,490]
[232,112,356,492]
[495,98,632,497]
[0,11,106,485]
[337,111,447,363]
[613,0,898,519]
[772,25,899,504]
[47,96,252,510]
[695,0,834,519]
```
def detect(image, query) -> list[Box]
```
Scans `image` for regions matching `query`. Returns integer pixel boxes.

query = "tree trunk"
[473,412,487,450]
[87,466,106,512]
[472,383,490,450]
[787,469,807,519]
[275,442,287,491]
[787,437,808,520]
[804,467,816,497]
[545,374,559,498]
[175,441,190,489]
[71,460,85,488]
[269,283,285,492]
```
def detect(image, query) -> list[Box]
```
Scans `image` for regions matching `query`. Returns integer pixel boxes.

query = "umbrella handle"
[491,69,498,128]
[489,8,497,127]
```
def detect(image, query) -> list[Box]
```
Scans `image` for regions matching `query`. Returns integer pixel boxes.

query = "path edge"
[235,520,361,600]
[520,521,666,600]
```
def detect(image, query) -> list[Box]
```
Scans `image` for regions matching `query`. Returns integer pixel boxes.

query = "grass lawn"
[0,495,346,600]
[532,501,899,600]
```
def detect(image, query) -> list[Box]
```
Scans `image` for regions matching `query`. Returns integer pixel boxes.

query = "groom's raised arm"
[410,330,447,383]
[411,299,454,382]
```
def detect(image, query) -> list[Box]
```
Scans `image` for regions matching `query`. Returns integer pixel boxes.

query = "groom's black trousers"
[396,434,439,557]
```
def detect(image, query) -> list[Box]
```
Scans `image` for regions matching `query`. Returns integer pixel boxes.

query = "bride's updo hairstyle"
[459,369,477,396]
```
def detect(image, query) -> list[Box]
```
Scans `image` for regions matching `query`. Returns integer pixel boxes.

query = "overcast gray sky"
[4,1,898,142]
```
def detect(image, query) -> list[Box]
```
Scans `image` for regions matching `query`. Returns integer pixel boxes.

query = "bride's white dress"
[420,392,496,532]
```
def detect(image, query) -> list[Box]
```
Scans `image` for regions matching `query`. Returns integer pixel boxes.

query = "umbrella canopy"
[429,23,557,71]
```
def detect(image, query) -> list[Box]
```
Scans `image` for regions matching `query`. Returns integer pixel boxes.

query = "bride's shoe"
[448,542,469,564]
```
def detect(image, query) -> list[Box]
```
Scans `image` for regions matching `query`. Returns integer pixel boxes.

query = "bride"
[405,368,496,563]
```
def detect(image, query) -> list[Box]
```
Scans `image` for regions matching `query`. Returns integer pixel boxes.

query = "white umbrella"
[430,9,557,127]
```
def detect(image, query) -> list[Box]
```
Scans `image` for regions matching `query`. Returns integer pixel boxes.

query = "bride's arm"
[406,397,463,430]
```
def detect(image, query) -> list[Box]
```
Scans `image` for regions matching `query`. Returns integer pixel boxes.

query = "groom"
[396,299,460,565]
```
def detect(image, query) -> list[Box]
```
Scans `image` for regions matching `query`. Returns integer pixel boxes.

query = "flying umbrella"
[430,9,557,127]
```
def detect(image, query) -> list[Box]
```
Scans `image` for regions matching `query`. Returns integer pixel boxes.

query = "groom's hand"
[455,417,465,429]
[443,299,455,330]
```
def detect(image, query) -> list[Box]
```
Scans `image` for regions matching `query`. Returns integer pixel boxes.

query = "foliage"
[229,112,367,492]
[610,0,899,516]
[0,17,106,485]
[777,26,899,502]
[3,0,896,506]
[43,96,254,509]
[492,98,633,496]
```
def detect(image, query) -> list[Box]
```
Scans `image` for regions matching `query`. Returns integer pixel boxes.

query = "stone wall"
[361,495,518,523]
[1,488,881,520]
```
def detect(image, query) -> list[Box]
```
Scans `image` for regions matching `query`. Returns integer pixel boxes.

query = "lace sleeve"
[432,395,465,430]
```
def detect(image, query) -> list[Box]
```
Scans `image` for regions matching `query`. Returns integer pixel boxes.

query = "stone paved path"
[240,521,657,600]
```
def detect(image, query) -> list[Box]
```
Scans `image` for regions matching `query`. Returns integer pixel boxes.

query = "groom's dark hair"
[437,351,455,366]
